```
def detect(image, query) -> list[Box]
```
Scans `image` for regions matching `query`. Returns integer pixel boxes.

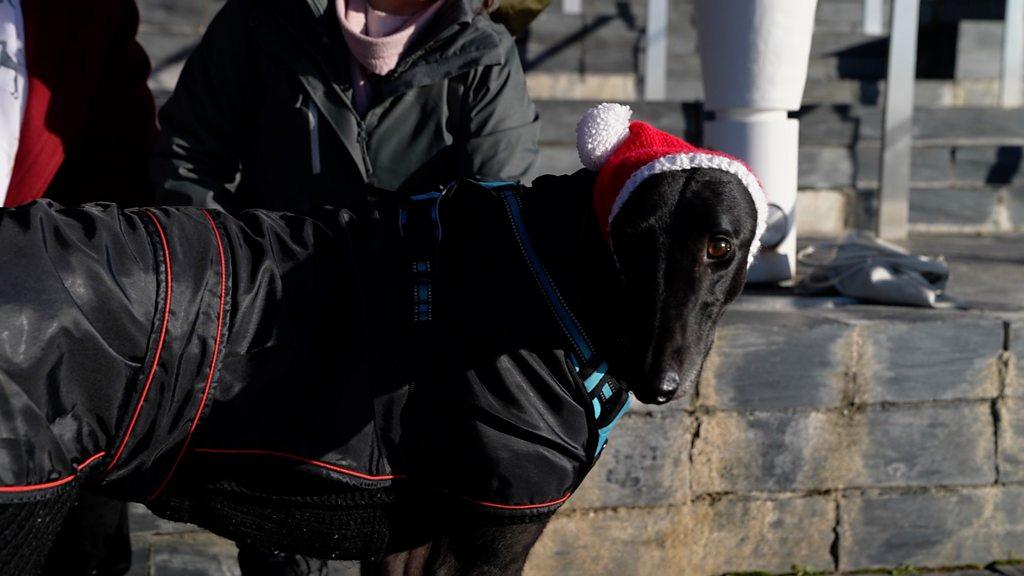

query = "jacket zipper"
[305,97,322,176]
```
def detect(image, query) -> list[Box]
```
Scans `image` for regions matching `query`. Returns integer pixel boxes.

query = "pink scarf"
[336,0,445,114]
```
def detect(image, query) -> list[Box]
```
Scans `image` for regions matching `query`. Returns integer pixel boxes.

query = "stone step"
[532,146,1024,236]
[536,100,1024,173]
[859,107,1024,145]
[801,143,1024,189]
[856,185,1024,234]
[797,106,1024,147]
[535,99,702,145]
[535,101,1024,235]
[528,8,878,55]
[524,74,1012,108]
[537,0,878,32]
[524,21,886,80]
[803,78,1010,107]
[536,101,868,148]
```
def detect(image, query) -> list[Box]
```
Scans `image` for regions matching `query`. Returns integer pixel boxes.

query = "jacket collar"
[267,0,498,94]
[249,0,503,181]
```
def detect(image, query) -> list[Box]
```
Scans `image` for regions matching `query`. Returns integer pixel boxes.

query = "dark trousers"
[38,491,329,576]
[42,491,132,576]
[237,546,329,576]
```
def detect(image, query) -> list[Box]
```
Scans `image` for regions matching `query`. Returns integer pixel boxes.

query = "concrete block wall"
[524,307,1021,575]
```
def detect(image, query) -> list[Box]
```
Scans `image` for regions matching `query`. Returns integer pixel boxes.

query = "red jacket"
[4,0,157,207]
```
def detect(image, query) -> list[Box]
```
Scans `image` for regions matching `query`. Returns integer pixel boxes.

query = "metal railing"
[878,0,1024,238]
[878,0,919,240]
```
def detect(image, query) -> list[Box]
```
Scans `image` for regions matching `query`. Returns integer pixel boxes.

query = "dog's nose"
[655,371,680,403]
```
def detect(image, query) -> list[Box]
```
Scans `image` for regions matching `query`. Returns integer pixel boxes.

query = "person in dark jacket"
[152,0,540,214]
[0,1,157,575]
[151,0,540,572]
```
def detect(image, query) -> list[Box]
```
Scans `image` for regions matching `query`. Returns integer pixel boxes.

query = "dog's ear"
[607,170,688,241]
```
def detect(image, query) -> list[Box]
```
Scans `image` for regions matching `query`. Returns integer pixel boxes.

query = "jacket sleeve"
[150,0,253,210]
[460,39,540,182]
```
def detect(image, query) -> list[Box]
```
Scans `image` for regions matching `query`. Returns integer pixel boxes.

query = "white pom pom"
[576,103,633,171]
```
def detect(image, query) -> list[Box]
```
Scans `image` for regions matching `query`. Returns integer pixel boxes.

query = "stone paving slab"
[998,397,1024,482]
[1010,189,1024,231]
[1012,331,1024,399]
[800,146,856,188]
[796,105,869,147]
[954,146,1024,186]
[529,495,837,576]
[700,308,1006,410]
[855,145,955,187]
[840,486,1024,571]
[859,108,1024,145]
[909,187,1002,229]
[569,412,692,509]
[678,495,837,576]
[699,311,854,411]
[149,534,240,576]
[861,317,1004,403]
[692,402,996,493]
[525,507,681,576]
[992,563,1024,576]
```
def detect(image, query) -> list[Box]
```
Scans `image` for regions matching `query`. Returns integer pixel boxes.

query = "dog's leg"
[362,544,432,576]
[421,520,549,576]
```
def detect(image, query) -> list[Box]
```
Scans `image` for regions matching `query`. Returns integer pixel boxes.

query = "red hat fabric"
[576,103,768,266]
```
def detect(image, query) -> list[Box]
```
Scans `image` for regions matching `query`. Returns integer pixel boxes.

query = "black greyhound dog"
[0,114,762,575]
[369,166,761,575]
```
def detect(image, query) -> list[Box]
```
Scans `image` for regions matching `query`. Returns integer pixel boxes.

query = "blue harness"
[399,181,631,459]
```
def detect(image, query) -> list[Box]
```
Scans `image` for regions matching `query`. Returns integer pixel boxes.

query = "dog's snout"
[654,371,680,404]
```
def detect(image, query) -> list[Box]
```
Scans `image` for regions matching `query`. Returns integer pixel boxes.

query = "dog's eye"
[706,237,733,260]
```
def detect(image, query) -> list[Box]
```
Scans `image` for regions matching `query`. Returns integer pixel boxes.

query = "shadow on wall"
[984,146,1023,184]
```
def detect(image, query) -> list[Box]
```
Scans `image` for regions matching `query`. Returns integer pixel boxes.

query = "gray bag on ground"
[796,231,954,308]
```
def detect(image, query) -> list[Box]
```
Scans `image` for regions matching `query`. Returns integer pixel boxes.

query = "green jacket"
[152,0,540,213]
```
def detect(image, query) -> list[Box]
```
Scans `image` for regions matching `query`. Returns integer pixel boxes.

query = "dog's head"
[606,168,761,404]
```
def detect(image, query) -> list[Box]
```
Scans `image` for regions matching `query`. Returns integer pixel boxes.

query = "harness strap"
[399,190,443,323]
[483,180,632,460]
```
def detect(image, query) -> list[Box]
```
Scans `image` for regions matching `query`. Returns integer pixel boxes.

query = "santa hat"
[576,103,768,266]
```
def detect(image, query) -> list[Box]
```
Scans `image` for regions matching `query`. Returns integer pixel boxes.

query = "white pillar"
[1001,0,1024,107]
[694,0,818,284]
[643,0,669,101]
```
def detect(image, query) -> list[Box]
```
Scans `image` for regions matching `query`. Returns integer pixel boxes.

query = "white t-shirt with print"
[0,0,28,206]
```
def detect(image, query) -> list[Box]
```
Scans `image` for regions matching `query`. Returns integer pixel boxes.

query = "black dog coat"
[0,176,630,566]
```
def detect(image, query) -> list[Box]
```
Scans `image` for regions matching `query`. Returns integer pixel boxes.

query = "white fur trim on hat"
[576,103,633,171]
[608,152,769,267]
